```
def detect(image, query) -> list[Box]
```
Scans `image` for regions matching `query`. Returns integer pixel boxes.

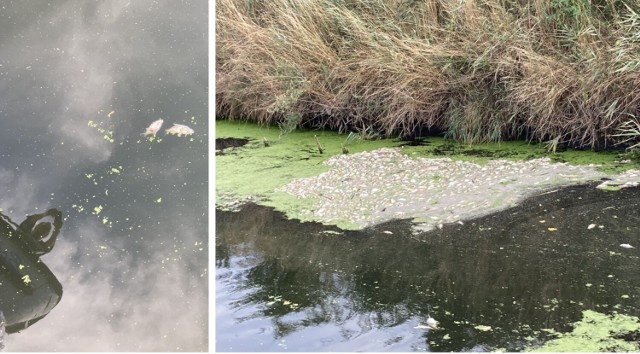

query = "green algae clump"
[527,310,640,352]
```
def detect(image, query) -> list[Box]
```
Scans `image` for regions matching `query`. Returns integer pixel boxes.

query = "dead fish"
[142,119,163,137]
[620,243,635,249]
[165,123,194,137]
[414,316,439,330]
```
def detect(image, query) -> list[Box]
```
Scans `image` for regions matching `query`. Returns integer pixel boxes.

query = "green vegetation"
[526,310,640,352]
[216,120,639,229]
[216,0,640,149]
[216,120,395,228]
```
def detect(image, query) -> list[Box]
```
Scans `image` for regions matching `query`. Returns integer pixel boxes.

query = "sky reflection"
[0,0,207,351]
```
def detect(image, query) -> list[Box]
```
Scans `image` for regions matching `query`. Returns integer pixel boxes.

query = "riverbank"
[217,0,640,149]
[216,120,640,231]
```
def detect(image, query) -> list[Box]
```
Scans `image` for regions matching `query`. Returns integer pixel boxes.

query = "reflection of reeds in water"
[216,185,640,349]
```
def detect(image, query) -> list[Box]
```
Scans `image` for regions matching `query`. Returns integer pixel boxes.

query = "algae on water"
[216,120,640,230]
[526,310,640,352]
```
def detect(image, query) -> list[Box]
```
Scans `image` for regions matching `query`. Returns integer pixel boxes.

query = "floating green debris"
[18,264,24,270]
[622,295,630,299]
[103,133,114,143]
[88,118,115,142]
[156,198,162,203]
[21,275,30,284]
[526,310,640,352]
[93,205,103,215]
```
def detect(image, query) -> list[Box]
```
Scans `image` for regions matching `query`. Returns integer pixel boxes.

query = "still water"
[216,183,640,351]
[0,1,207,351]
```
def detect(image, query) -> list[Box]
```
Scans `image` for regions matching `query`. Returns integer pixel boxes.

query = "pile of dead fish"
[277,148,640,231]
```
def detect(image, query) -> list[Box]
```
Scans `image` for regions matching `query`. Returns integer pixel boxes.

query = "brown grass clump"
[216,0,640,149]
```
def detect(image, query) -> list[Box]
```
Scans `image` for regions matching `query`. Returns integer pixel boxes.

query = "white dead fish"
[414,316,439,330]
[165,123,194,137]
[142,119,164,137]
[620,243,635,249]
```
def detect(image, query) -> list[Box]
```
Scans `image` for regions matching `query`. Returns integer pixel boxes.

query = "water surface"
[0,1,207,351]
[216,183,640,351]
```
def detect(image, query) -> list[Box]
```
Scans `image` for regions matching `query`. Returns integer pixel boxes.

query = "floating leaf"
[587,224,596,230]
[622,295,630,299]
[283,300,291,305]
[586,283,593,287]
[548,227,558,231]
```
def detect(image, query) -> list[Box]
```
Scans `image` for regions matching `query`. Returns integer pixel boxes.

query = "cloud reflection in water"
[0,0,207,351]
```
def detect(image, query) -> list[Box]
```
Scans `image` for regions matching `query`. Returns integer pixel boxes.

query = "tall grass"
[216,0,640,149]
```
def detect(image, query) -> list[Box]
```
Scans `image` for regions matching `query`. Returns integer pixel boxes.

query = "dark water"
[0,1,207,351]
[216,183,640,352]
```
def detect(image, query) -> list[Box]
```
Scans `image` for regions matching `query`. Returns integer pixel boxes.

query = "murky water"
[0,1,207,351]
[216,183,640,352]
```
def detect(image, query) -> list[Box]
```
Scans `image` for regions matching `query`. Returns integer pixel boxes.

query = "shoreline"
[216,120,640,231]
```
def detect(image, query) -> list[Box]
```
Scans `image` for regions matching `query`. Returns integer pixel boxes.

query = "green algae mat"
[216,119,640,230]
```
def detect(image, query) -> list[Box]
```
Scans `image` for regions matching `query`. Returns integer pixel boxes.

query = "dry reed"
[216,0,640,149]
